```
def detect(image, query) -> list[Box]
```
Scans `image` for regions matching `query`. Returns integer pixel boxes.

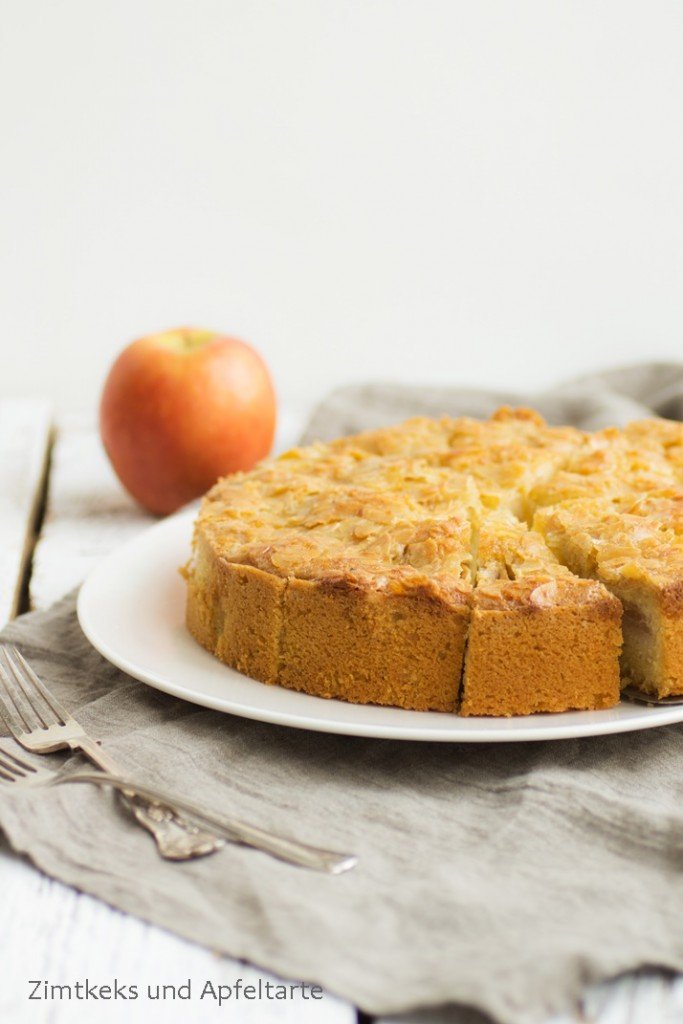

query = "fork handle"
[58,770,357,874]
[76,737,125,775]
[74,738,224,861]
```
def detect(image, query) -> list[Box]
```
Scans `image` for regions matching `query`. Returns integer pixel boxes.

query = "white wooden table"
[1,398,681,1024]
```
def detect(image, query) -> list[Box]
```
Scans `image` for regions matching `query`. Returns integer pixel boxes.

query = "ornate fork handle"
[75,738,223,860]
[55,767,357,874]
[124,799,223,860]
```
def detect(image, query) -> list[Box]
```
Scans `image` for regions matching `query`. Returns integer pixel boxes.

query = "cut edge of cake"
[534,498,683,699]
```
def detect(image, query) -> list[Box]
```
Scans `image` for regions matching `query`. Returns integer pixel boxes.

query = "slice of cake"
[188,444,476,712]
[529,426,677,510]
[535,496,683,698]
[460,509,622,716]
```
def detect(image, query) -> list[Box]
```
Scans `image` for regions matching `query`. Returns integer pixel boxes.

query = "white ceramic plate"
[78,509,683,743]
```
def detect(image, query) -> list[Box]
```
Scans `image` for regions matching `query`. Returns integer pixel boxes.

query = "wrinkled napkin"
[2,362,683,1024]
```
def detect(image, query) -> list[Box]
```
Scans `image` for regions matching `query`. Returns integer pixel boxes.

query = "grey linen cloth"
[2,362,683,1024]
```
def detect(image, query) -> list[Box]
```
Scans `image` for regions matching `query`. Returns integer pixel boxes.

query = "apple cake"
[185,407,683,715]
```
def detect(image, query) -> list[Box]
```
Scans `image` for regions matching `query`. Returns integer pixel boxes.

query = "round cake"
[185,407,683,715]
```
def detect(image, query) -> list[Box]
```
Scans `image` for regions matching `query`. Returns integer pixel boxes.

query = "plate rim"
[77,509,683,743]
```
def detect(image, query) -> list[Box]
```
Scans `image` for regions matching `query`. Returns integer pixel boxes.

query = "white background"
[2,0,683,418]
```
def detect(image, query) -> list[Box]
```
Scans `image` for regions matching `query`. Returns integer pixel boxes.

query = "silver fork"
[0,741,357,873]
[622,684,683,706]
[0,644,224,860]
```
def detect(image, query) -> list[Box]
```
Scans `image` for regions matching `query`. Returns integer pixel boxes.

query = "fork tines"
[0,645,69,734]
[0,743,39,782]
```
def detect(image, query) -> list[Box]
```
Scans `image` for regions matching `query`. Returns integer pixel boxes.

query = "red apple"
[100,327,276,515]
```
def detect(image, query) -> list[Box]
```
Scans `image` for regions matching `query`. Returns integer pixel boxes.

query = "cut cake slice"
[188,446,476,713]
[459,509,622,716]
[528,426,677,511]
[534,495,683,698]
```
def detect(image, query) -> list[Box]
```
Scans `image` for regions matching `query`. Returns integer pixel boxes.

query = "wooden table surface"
[1,398,680,1024]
